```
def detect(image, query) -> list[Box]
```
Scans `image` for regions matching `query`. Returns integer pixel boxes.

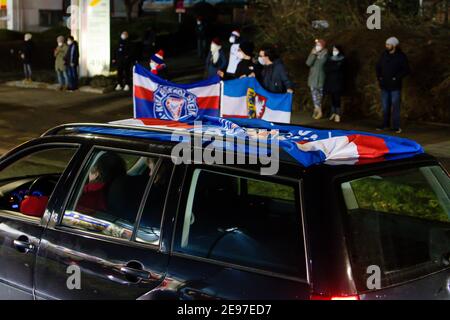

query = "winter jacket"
[21,40,33,64]
[206,49,227,78]
[376,49,410,91]
[65,41,79,67]
[306,50,328,89]
[116,39,131,64]
[235,59,256,78]
[259,59,294,94]
[54,44,68,71]
[324,54,346,94]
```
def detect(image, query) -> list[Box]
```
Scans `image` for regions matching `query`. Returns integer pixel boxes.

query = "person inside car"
[77,152,127,214]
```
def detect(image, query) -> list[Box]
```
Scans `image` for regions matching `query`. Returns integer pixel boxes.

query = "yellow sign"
[89,0,101,7]
[0,0,6,9]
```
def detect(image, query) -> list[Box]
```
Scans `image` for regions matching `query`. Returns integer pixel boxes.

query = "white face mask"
[211,43,221,53]
[197,21,201,25]
[150,62,157,70]
[315,45,323,52]
[58,42,63,47]
[258,57,266,66]
[333,50,339,57]
[229,36,236,44]
[121,34,128,40]
[67,41,73,45]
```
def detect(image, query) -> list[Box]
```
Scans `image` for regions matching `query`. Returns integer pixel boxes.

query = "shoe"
[394,128,402,134]
[123,85,130,92]
[329,114,336,121]
[335,115,341,123]
[314,109,323,120]
[376,127,387,132]
[115,84,122,91]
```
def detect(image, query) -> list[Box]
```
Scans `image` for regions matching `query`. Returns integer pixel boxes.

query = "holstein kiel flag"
[221,77,293,124]
[133,64,221,121]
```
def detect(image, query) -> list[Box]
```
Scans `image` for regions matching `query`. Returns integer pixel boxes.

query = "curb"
[4,81,114,95]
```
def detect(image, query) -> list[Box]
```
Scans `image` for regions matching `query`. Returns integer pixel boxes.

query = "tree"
[123,0,140,22]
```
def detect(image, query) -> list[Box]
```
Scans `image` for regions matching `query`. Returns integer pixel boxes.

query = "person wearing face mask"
[20,33,34,82]
[54,36,69,91]
[257,46,294,94]
[306,39,328,120]
[64,36,79,91]
[196,16,208,59]
[324,45,346,123]
[376,37,410,134]
[225,30,241,79]
[114,31,132,92]
[205,38,227,79]
[234,40,256,79]
[149,50,168,78]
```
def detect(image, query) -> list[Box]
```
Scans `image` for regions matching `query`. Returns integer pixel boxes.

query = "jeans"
[56,70,68,87]
[330,93,342,116]
[381,89,401,130]
[23,63,32,79]
[67,66,78,90]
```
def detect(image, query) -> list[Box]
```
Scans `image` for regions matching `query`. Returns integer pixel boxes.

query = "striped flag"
[133,64,221,121]
[221,77,293,124]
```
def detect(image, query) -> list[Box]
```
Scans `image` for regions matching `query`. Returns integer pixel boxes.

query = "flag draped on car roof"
[76,116,424,167]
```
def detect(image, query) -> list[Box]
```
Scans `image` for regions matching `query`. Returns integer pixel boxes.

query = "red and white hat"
[151,50,165,65]
[231,30,240,38]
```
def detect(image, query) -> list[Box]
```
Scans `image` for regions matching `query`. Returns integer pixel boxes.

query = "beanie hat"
[211,37,222,46]
[315,39,326,48]
[239,40,254,57]
[151,50,165,65]
[386,37,400,47]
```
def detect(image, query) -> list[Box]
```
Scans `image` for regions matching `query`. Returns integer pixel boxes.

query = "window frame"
[55,145,176,251]
[171,165,309,284]
[0,143,81,226]
[336,162,450,292]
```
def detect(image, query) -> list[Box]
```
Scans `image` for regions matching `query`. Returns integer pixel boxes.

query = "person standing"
[65,36,79,91]
[54,36,68,91]
[114,31,132,92]
[234,40,256,79]
[196,17,208,59]
[205,38,227,79]
[20,33,33,82]
[225,30,241,79]
[306,39,328,120]
[257,46,294,94]
[376,37,410,134]
[149,50,168,78]
[324,45,346,123]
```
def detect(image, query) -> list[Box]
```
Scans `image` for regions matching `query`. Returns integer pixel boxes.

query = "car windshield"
[341,165,450,292]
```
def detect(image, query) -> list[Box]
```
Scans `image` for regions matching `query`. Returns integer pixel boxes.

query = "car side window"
[61,149,169,243]
[0,147,78,220]
[174,169,306,279]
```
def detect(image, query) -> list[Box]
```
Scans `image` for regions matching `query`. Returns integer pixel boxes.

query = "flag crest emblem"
[246,88,267,119]
[154,86,199,121]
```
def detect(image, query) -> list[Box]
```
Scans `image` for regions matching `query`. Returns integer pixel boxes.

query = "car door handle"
[13,239,35,254]
[120,266,153,281]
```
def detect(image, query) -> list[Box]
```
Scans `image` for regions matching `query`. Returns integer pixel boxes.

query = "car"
[0,118,448,300]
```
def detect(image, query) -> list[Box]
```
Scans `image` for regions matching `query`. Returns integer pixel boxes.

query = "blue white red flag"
[221,77,293,124]
[133,64,221,121]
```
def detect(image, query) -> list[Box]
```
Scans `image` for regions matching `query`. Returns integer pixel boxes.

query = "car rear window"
[341,165,450,291]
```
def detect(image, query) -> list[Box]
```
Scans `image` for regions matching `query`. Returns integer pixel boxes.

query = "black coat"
[376,49,410,91]
[21,41,33,64]
[324,55,346,94]
[64,42,79,67]
[259,59,294,94]
[116,39,131,63]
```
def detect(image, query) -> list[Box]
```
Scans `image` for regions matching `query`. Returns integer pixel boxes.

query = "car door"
[35,147,175,300]
[163,166,311,300]
[0,144,80,299]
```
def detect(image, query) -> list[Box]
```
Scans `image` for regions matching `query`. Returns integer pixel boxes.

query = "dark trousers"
[67,65,78,90]
[330,93,342,116]
[197,38,207,59]
[117,61,131,87]
[381,89,401,130]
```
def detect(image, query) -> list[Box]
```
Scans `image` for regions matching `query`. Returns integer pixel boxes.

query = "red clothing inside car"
[77,182,108,213]
[20,196,49,218]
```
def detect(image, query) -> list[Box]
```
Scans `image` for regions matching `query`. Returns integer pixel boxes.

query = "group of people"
[19,33,79,91]
[199,28,410,132]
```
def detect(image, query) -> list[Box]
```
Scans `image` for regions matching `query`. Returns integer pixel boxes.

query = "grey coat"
[306,50,328,89]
